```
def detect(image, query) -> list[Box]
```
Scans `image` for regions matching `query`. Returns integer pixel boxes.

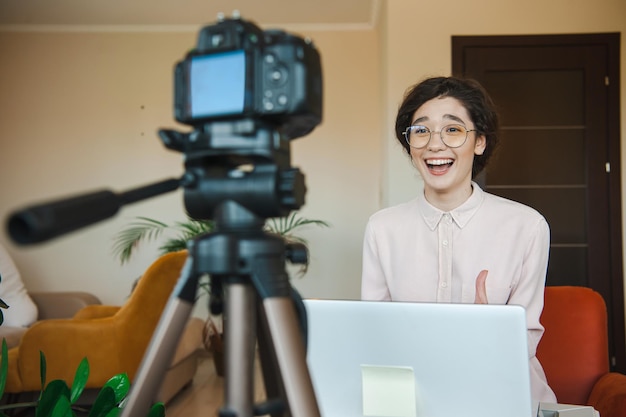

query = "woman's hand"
[474,270,489,304]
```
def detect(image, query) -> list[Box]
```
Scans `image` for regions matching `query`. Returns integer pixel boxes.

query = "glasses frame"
[403,124,477,149]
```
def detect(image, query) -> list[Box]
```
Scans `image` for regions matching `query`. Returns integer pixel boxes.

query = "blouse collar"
[416,181,485,230]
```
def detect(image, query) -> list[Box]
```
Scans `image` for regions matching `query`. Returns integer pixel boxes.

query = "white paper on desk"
[361,365,417,417]
[538,402,599,417]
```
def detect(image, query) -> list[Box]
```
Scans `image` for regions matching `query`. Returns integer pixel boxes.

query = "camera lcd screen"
[189,50,246,118]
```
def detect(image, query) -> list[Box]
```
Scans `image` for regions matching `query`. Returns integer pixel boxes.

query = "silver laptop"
[303,299,533,417]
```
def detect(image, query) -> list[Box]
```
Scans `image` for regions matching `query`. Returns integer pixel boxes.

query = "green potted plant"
[112,211,329,279]
[112,211,329,376]
[0,340,165,417]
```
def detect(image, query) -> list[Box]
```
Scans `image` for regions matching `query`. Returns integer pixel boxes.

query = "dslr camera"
[173,15,323,140]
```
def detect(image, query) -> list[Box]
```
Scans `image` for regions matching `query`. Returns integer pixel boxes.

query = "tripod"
[118,207,321,416]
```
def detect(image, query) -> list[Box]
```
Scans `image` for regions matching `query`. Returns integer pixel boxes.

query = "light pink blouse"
[361,182,557,403]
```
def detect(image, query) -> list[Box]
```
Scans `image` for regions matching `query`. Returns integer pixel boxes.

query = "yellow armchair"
[6,250,195,397]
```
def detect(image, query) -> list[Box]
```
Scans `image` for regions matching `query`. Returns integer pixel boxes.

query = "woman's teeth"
[427,159,454,168]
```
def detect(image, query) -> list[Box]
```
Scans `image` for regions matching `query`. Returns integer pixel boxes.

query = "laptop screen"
[303,299,533,417]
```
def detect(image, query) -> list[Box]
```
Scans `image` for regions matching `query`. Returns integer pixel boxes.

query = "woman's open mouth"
[426,158,454,174]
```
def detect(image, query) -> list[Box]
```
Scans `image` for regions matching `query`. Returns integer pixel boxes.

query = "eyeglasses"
[403,124,476,149]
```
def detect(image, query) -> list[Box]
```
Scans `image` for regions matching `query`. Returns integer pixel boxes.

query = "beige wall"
[0,28,382,311]
[0,0,625,320]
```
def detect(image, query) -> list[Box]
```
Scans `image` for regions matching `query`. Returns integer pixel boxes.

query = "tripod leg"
[221,280,258,417]
[261,297,321,417]
[257,288,309,417]
[120,256,199,417]
[257,306,285,417]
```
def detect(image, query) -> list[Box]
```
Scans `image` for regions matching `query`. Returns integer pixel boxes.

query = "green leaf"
[265,212,330,243]
[104,407,121,417]
[40,351,47,393]
[157,238,189,254]
[49,395,72,417]
[176,219,213,236]
[147,403,165,417]
[0,339,8,399]
[103,373,130,404]
[70,357,89,404]
[111,217,169,264]
[88,386,116,417]
[37,380,71,417]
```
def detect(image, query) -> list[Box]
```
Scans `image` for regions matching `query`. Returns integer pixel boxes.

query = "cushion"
[0,326,28,349]
[0,243,37,327]
[588,372,626,417]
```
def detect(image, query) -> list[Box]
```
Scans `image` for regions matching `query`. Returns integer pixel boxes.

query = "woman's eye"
[445,125,465,134]
[411,126,429,135]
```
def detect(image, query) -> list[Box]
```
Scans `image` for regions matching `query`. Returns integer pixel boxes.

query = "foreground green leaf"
[0,351,162,417]
[103,373,130,404]
[70,357,90,404]
[104,407,122,417]
[0,339,7,399]
[37,380,71,417]
[147,403,165,417]
[39,351,47,394]
[49,395,72,417]
[89,386,116,417]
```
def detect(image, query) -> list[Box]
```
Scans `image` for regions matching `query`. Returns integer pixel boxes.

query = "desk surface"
[166,355,599,417]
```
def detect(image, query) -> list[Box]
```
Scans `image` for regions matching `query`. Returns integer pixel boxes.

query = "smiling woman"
[361,76,557,404]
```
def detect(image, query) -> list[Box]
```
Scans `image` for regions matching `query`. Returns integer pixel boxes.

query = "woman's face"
[409,96,486,208]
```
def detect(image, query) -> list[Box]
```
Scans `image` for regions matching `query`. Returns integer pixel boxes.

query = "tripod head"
[161,119,305,224]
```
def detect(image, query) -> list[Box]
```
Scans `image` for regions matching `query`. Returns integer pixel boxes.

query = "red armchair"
[537,286,626,417]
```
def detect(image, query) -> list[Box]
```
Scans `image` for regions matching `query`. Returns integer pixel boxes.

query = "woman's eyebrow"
[411,114,467,125]
[443,114,466,124]
[411,116,428,125]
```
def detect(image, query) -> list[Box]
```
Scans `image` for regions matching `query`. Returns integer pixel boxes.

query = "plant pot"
[203,318,225,377]
[210,333,225,377]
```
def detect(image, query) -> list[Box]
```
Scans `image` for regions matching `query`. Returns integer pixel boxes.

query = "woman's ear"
[474,134,487,156]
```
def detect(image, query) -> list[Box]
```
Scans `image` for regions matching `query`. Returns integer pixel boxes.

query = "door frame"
[452,33,625,372]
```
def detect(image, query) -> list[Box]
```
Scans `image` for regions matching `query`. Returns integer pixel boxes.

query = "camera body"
[174,17,323,139]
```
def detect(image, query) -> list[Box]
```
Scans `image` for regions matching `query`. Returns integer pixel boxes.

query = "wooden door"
[452,33,625,372]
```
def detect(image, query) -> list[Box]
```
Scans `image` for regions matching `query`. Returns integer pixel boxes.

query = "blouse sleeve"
[361,219,391,301]
[508,217,550,358]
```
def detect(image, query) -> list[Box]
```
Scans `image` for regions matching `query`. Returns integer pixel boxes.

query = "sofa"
[2,252,205,405]
[537,286,626,417]
[1,291,101,350]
